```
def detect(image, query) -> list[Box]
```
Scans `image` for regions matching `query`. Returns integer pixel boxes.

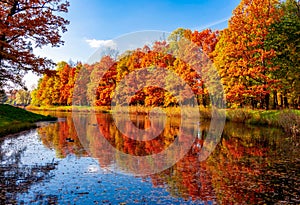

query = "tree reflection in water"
[35,112,300,204]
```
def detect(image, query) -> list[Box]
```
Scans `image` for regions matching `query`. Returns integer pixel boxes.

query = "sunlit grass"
[0,104,57,137]
[27,105,111,113]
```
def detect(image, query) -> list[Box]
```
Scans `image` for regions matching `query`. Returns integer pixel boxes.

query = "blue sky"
[26,0,240,88]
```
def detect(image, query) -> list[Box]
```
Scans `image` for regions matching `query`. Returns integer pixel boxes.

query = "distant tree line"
[3,89,31,107]
[31,0,299,110]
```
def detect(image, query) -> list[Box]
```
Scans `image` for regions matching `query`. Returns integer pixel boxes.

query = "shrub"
[277,110,300,136]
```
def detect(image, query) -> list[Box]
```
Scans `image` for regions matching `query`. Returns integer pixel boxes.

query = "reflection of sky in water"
[1,131,56,165]
[2,130,206,204]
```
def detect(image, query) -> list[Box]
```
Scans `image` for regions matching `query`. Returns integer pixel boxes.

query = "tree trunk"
[272,91,278,109]
[279,93,283,109]
[251,98,257,109]
[265,93,270,110]
[196,95,201,107]
[284,95,289,108]
[202,95,207,108]
[260,98,264,109]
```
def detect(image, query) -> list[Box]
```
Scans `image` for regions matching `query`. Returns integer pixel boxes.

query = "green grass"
[0,104,57,137]
[225,109,300,135]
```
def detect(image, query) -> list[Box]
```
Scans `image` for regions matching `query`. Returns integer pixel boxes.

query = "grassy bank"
[225,109,300,135]
[0,104,57,137]
[118,107,300,135]
[27,105,111,113]
[27,105,300,135]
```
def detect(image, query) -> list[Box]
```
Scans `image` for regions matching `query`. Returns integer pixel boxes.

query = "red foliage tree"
[0,0,69,87]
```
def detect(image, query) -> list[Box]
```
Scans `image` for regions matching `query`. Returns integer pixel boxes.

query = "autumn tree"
[168,28,186,52]
[0,0,70,87]
[213,0,282,109]
[72,64,90,106]
[30,85,40,106]
[15,89,31,106]
[32,61,82,106]
[265,0,300,108]
[96,62,117,106]
[167,28,221,107]
[67,63,81,105]
[87,56,115,106]
[57,62,71,105]
[34,74,49,105]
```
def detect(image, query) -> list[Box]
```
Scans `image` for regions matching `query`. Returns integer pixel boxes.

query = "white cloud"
[85,39,116,49]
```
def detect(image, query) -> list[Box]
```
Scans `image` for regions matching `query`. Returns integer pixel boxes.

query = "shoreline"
[27,105,300,135]
[0,104,57,137]
[1,104,298,137]
[0,122,37,138]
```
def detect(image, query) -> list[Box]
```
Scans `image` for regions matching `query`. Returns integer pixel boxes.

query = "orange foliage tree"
[213,0,282,109]
[87,56,116,106]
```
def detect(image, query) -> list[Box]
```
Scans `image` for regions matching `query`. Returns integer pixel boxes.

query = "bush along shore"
[27,105,300,136]
[225,109,300,136]
[0,104,57,137]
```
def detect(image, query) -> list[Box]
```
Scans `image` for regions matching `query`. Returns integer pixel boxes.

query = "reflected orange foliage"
[36,112,295,203]
[38,116,87,158]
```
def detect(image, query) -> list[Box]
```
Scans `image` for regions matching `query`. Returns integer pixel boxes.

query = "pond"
[0,111,299,204]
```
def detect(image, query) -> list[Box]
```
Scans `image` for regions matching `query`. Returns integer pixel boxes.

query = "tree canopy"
[30,0,300,110]
[213,0,282,109]
[0,0,70,87]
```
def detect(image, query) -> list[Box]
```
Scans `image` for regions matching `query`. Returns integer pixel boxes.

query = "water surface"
[0,111,299,204]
